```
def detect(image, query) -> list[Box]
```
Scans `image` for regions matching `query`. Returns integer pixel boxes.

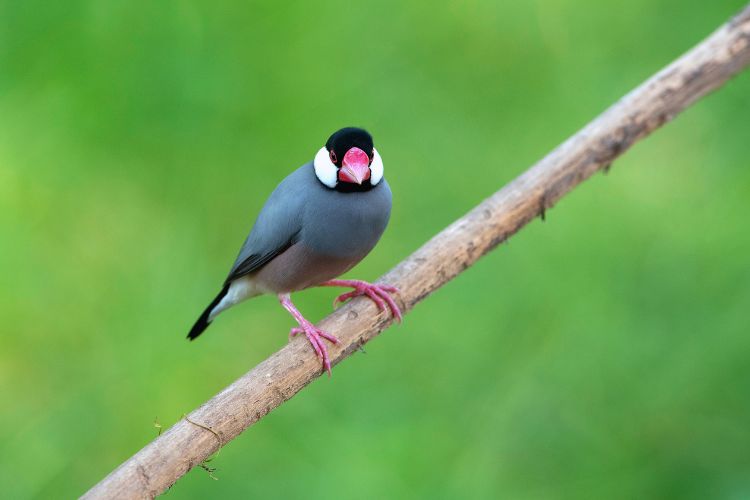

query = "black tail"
[187,284,230,341]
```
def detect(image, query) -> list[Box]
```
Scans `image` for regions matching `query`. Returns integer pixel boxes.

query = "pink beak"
[339,147,371,185]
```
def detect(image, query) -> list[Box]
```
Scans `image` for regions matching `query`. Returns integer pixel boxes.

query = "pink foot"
[321,279,402,323]
[279,294,339,376]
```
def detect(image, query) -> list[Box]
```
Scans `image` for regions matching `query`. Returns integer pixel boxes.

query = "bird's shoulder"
[225,163,317,282]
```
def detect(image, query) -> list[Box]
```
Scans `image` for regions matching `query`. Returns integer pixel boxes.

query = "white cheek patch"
[314,147,338,188]
[370,148,384,186]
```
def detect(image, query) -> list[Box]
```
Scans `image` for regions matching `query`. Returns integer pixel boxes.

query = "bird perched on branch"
[187,127,401,374]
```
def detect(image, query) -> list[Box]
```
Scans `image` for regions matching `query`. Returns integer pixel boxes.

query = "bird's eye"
[329,150,337,163]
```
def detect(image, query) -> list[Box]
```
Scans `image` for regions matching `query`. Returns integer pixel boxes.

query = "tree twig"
[83,5,750,498]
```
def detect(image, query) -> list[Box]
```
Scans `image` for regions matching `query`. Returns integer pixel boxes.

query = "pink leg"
[278,293,339,376]
[320,279,402,323]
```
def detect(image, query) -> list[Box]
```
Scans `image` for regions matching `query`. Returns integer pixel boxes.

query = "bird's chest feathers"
[302,190,390,259]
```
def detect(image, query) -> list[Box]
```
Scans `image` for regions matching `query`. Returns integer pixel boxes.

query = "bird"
[187,127,401,374]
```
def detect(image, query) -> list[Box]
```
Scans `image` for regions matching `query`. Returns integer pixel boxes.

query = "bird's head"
[314,127,384,191]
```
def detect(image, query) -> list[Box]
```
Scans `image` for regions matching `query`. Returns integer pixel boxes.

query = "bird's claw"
[289,322,339,376]
[331,281,402,323]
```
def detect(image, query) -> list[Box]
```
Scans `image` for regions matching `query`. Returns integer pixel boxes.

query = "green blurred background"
[2,0,749,498]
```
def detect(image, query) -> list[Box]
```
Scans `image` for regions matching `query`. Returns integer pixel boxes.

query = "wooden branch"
[83,5,750,498]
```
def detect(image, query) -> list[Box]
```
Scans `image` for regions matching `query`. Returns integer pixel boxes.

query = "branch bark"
[84,5,750,498]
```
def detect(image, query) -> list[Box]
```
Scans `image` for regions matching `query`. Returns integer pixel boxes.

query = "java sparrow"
[187,127,401,374]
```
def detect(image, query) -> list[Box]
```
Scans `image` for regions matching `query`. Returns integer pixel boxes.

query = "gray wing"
[225,165,310,284]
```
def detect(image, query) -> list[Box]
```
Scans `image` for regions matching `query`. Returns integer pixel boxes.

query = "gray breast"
[300,171,392,261]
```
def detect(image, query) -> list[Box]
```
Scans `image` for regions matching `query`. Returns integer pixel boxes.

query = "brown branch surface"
[84,5,750,498]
